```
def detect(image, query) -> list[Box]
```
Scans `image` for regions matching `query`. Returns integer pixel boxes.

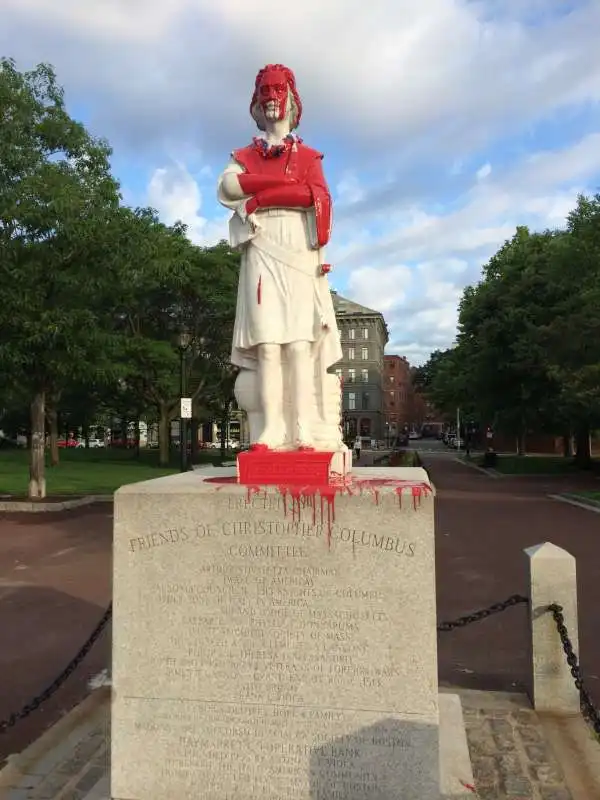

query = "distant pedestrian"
[354,436,362,461]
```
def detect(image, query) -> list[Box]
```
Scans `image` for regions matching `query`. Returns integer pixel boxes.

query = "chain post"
[547,603,600,736]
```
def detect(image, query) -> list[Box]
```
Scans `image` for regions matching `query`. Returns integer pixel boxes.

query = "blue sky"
[3,0,600,364]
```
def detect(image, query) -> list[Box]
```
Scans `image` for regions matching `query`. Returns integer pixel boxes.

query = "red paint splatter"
[246,485,261,505]
[257,275,262,304]
[459,780,477,793]
[204,473,432,550]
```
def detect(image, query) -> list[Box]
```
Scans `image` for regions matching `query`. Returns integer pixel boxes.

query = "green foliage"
[0,58,240,484]
[0,57,122,394]
[418,196,600,458]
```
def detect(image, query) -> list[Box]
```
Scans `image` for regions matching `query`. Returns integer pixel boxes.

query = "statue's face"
[257,68,289,123]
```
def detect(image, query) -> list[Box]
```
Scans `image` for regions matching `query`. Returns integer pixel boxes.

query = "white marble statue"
[217,63,344,452]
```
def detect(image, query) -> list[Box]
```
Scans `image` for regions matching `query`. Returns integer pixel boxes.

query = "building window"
[360,418,371,437]
[361,347,368,360]
[361,369,368,383]
[363,328,369,339]
[348,348,355,360]
[335,368,342,382]
[348,368,356,383]
[362,392,369,410]
[348,392,356,410]
[349,328,355,340]
[389,376,394,383]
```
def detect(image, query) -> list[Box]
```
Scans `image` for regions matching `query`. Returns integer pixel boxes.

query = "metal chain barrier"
[0,602,113,733]
[547,603,600,736]
[2,594,598,741]
[437,594,529,631]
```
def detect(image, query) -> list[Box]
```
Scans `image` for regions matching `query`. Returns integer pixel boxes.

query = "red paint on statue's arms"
[305,156,333,248]
[245,185,312,215]
[238,173,298,194]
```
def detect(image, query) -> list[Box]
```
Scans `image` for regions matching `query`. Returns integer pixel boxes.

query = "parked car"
[87,438,105,448]
[57,438,80,448]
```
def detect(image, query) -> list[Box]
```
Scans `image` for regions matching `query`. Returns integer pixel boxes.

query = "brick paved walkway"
[1,687,589,799]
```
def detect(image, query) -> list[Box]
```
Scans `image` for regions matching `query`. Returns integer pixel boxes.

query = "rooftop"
[331,291,383,318]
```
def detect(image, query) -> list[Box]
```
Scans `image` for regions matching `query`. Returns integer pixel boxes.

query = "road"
[0,446,598,762]
[415,439,600,702]
[0,504,112,764]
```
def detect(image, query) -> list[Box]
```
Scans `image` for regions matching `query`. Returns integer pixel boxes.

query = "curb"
[0,495,112,513]
[0,686,110,791]
[452,458,501,478]
[549,493,600,515]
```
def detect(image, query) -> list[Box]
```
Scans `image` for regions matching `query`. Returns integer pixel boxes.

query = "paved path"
[427,454,600,705]
[0,505,112,766]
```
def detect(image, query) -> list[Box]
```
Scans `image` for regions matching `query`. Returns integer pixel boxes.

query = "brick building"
[382,355,412,441]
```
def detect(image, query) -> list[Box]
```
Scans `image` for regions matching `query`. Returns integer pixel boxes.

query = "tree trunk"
[561,432,572,458]
[190,418,198,464]
[29,392,46,499]
[516,433,526,456]
[574,424,592,469]
[158,405,170,466]
[134,418,141,458]
[48,406,59,466]
[220,401,230,458]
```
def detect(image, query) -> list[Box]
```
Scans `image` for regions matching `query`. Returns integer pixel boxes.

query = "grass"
[0,447,235,497]
[567,490,600,504]
[476,454,599,475]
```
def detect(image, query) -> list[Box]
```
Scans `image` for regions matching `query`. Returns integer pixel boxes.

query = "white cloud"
[2,0,599,368]
[335,173,364,205]
[330,132,600,364]
[3,0,600,160]
[146,162,228,245]
[347,265,412,312]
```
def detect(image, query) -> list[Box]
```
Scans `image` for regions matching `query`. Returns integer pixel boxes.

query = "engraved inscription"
[129,518,416,558]
[124,700,414,799]
[146,553,402,705]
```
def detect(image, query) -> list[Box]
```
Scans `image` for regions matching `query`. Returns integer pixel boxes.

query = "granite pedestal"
[111,467,472,798]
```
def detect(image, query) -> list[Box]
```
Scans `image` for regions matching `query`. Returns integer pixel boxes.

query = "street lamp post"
[178,330,192,473]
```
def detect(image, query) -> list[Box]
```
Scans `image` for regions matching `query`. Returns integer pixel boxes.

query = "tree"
[110,219,239,465]
[454,227,564,450]
[539,196,600,465]
[0,58,121,496]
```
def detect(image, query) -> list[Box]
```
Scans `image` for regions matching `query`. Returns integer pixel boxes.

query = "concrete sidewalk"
[0,688,109,800]
[2,685,598,799]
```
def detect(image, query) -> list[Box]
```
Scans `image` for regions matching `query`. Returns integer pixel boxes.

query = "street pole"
[456,406,461,453]
[180,347,187,473]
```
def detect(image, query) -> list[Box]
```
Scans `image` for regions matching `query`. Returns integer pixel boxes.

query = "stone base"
[439,694,475,797]
[237,447,352,485]
[112,466,442,799]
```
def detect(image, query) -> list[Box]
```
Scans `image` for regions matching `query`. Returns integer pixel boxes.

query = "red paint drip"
[204,475,432,551]
[459,780,477,793]
[257,275,262,304]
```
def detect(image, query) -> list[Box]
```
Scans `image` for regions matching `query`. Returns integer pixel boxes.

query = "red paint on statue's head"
[250,64,303,131]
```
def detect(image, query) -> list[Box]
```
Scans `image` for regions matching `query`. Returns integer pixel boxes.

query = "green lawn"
[480,454,599,475]
[568,490,600,503]
[0,447,234,497]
